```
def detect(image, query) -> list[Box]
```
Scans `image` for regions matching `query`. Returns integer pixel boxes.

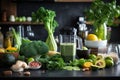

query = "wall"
[1,0,120,43]
[17,2,91,41]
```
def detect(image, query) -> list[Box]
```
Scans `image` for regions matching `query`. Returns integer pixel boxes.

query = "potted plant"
[85,0,120,40]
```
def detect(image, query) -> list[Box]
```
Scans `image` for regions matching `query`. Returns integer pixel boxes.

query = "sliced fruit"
[83,62,93,68]
[95,59,106,69]
[96,55,104,60]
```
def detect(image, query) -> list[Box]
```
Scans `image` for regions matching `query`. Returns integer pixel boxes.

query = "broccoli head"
[19,39,49,58]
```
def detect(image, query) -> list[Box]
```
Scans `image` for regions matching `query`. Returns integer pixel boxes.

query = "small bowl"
[85,40,107,48]
[28,61,42,69]
[76,49,91,59]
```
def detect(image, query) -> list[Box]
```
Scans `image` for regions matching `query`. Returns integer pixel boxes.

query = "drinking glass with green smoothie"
[59,34,76,63]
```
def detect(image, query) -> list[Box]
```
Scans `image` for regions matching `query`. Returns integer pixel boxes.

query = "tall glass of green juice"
[59,35,76,63]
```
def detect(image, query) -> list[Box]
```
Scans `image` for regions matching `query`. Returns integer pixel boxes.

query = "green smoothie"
[60,43,76,62]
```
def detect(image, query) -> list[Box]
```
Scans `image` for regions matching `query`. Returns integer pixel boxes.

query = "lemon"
[86,34,98,41]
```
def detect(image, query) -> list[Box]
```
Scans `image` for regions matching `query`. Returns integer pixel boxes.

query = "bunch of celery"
[11,28,22,52]
[32,7,58,51]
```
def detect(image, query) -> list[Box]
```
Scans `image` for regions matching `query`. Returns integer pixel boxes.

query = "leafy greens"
[32,7,58,51]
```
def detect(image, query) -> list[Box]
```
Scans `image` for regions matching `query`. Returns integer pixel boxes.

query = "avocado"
[95,59,106,69]
[91,65,99,71]
[96,55,104,60]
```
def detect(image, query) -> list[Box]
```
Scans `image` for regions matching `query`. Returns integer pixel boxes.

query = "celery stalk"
[32,7,58,51]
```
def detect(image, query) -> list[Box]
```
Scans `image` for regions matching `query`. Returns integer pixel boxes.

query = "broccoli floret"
[19,39,49,58]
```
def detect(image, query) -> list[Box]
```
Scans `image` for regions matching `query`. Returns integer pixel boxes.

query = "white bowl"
[28,61,42,69]
[85,40,107,48]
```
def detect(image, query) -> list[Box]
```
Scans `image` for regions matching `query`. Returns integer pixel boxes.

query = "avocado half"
[95,59,106,69]
[96,55,104,60]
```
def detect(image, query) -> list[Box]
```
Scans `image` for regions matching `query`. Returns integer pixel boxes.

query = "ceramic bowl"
[85,40,107,48]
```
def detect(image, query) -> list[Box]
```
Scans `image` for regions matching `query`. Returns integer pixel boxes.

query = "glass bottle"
[0,27,4,48]
[4,27,13,48]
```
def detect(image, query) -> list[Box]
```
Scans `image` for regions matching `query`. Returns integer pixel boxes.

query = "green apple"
[19,17,23,22]
[22,16,26,22]
[15,17,19,22]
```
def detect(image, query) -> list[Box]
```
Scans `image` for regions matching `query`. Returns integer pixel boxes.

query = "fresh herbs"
[32,7,58,51]
[35,54,65,70]
[85,0,120,26]
[85,0,120,40]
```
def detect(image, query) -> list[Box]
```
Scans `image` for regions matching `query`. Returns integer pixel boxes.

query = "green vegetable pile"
[32,7,58,51]
[35,54,65,70]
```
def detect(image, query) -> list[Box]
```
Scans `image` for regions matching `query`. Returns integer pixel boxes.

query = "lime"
[105,56,113,61]
[85,59,93,63]
[27,57,35,63]
[78,58,86,68]
[88,54,97,60]
[105,59,114,68]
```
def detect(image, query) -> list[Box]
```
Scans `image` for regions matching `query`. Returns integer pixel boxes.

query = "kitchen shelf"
[12,0,93,2]
[55,0,93,2]
[0,22,43,25]
[85,20,120,25]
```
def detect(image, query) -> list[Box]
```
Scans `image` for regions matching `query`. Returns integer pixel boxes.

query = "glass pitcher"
[107,43,120,65]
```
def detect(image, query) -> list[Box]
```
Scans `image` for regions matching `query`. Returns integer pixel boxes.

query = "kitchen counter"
[0,64,120,80]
